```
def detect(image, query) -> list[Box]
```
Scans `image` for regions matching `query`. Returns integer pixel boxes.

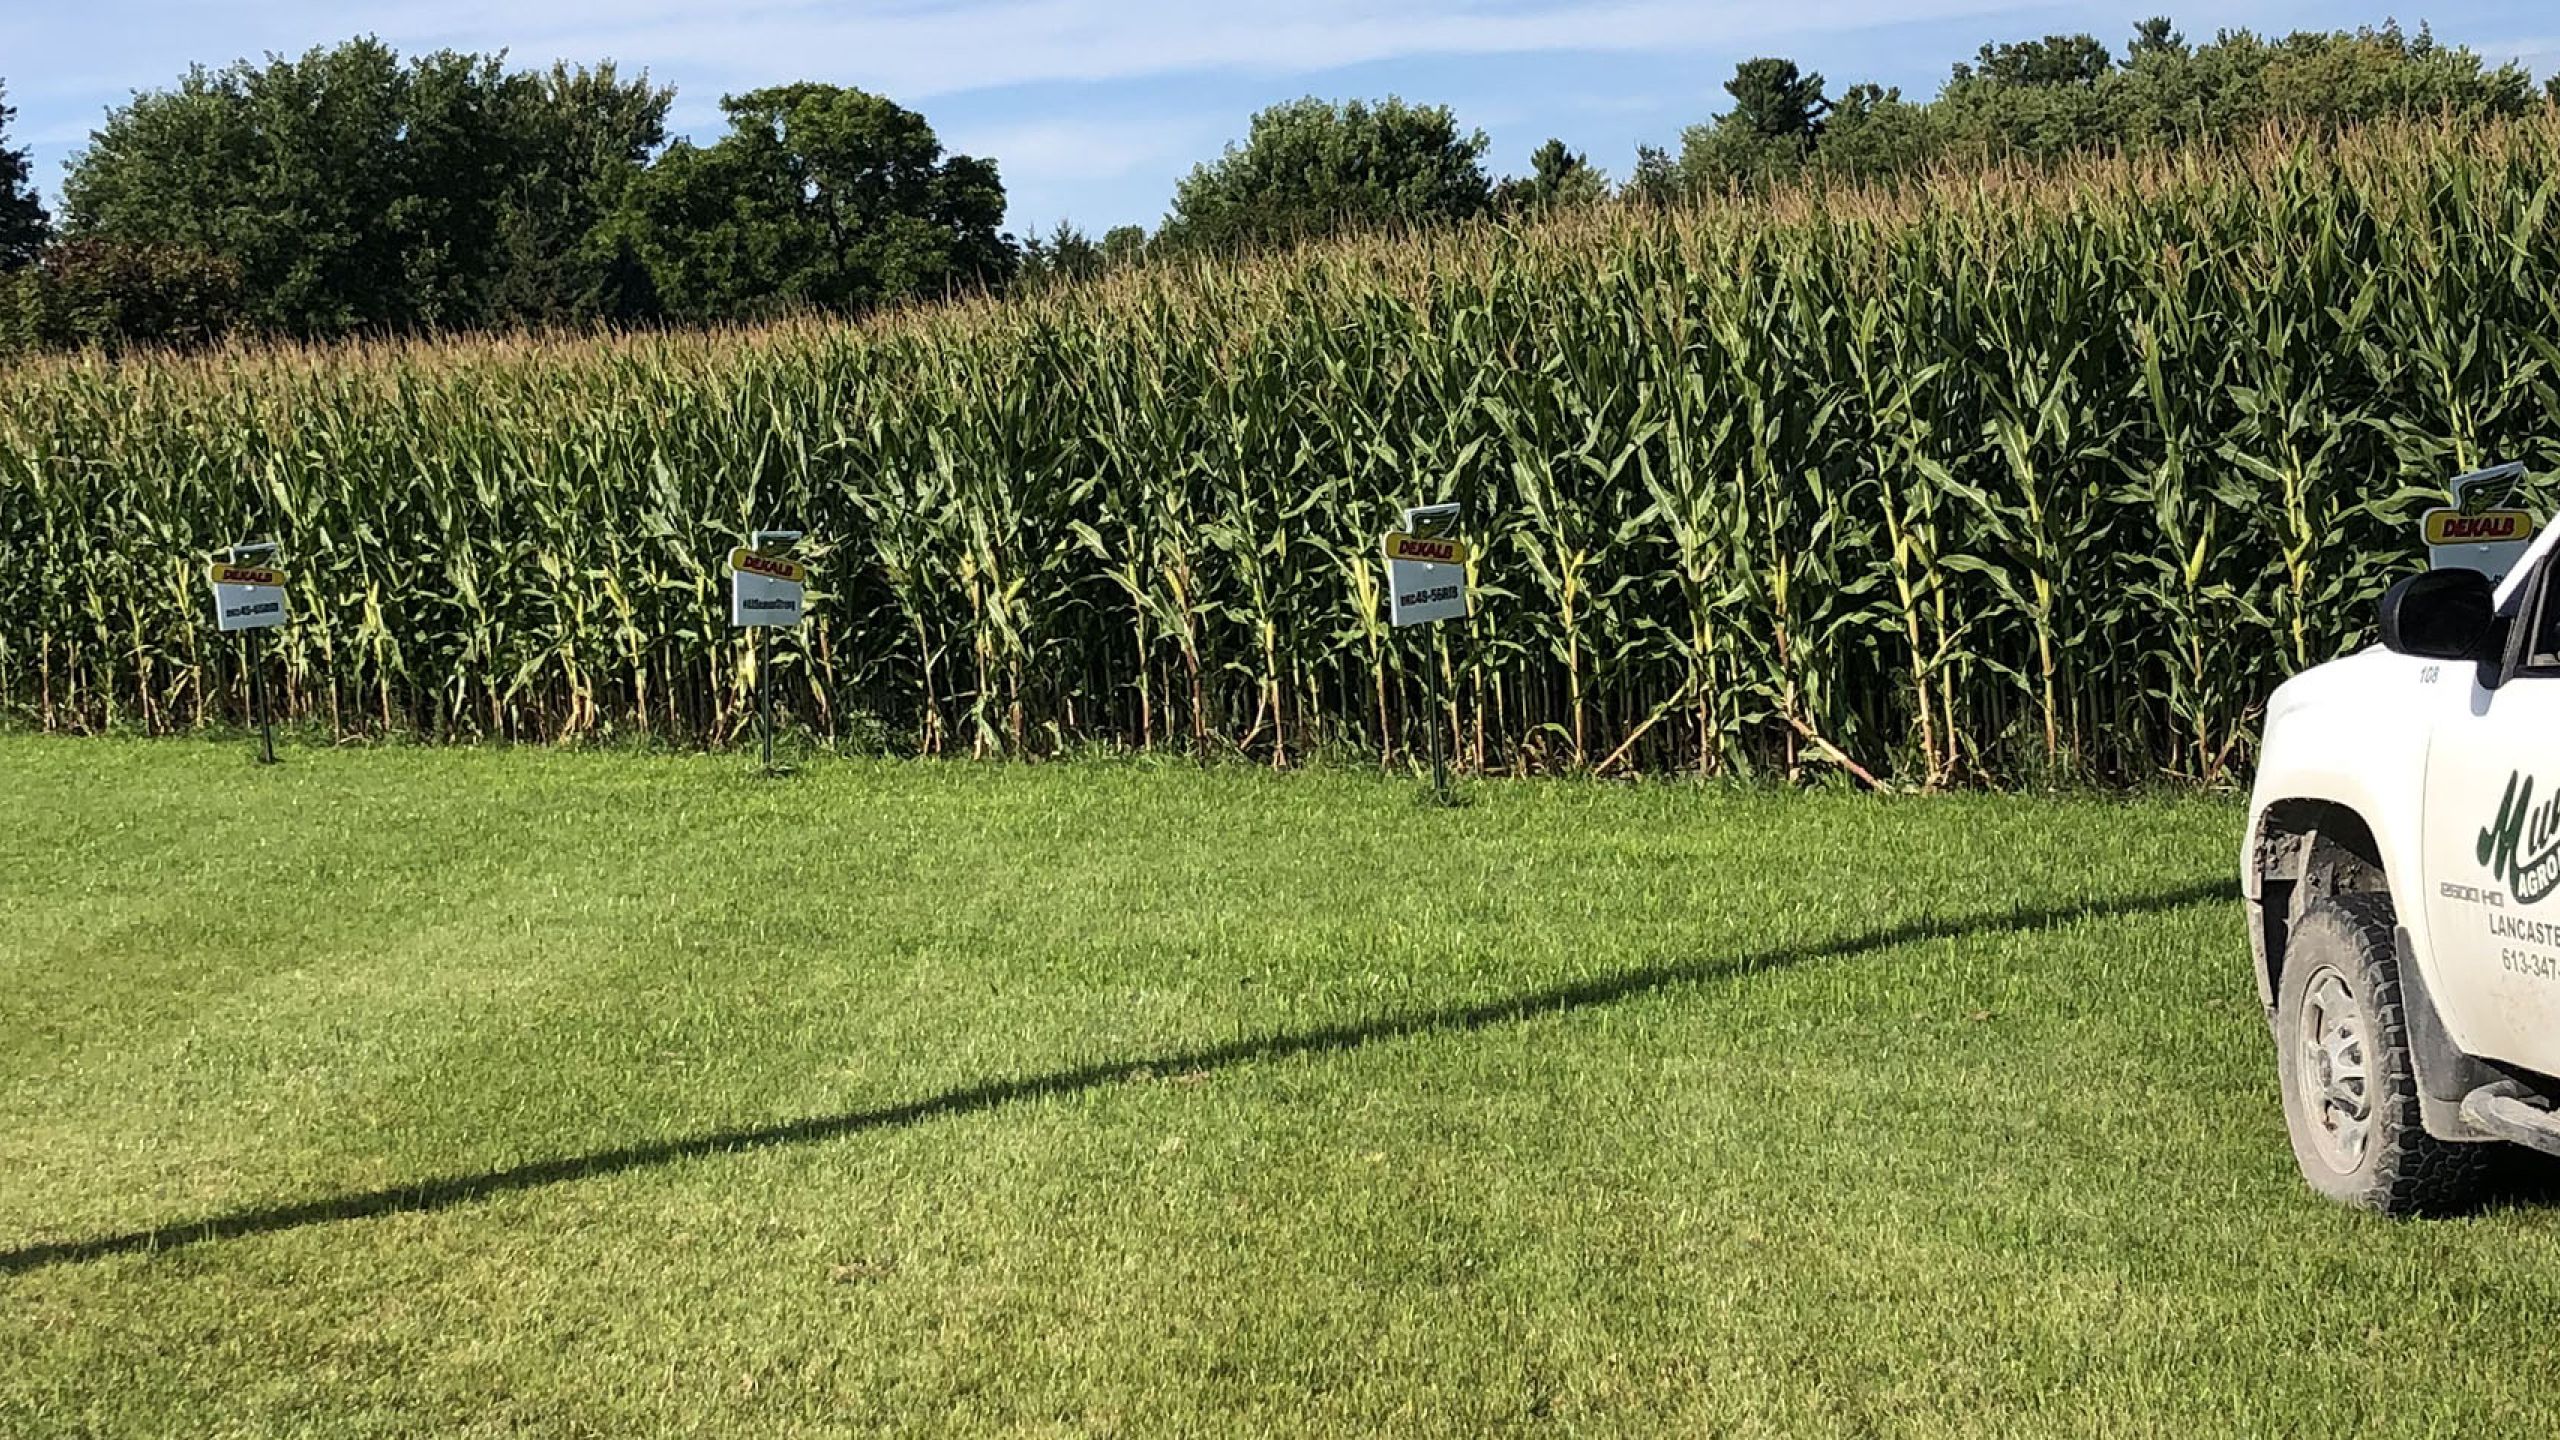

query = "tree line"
[1650,19,2545,199]
[0,47,1008,350]
[0,19,2548,354]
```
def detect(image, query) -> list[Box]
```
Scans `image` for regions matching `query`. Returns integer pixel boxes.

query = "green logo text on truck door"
[2480,771,2560,905]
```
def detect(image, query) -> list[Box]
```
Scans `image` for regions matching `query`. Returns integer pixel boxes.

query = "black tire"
[2274,893,2490,1216]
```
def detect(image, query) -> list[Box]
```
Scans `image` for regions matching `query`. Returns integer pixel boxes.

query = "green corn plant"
[10,110,2560,785]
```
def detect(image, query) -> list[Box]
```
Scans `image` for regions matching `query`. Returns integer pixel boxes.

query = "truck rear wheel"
[2275,894,2489,1215]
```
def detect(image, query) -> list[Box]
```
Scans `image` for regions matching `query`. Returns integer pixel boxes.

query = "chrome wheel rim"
[2296,964,2374,1173]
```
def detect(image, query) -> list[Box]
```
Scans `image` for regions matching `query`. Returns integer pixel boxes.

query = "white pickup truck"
[2248,464,2560,1213]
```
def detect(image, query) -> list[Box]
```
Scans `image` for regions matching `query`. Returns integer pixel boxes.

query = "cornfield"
[8,112,2560,785]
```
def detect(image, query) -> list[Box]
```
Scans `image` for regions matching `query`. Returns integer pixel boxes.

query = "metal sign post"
[1384,503,1468,803]
[209,540,286,764]
[729,529,807,775]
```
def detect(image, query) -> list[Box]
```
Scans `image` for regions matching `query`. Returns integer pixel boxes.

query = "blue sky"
[5,2,2557,237]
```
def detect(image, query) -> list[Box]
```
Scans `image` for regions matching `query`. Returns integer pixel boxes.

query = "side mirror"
[2378,568,2496,660]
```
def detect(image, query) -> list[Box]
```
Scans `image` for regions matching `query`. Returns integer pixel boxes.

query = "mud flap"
[2397,926,2503,1141]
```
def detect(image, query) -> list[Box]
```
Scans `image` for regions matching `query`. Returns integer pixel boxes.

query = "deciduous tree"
[10,239,242,352]
[0,82,47,271]
[615,83,1009,322]
[1100,224,1148,266]
[1163,97,1491,250]
[64,39,670,336]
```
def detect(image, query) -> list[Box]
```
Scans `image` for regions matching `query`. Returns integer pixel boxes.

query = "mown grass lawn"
[3,736,2557,1438]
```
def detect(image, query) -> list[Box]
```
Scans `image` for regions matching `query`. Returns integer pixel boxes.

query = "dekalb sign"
[2426,462,2538,585]
[206,562,289,632]
[728,546,808,627]
[2423,506,2535,584]
[1383,504,1469,628]
[1383,532,1468,627]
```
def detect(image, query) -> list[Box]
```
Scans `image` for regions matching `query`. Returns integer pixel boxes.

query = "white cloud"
[9,0,2431,224]
[2476,35,2560,70]
[4,0,2028,110]
[944,113,1218,185]
[515,0,2024,98]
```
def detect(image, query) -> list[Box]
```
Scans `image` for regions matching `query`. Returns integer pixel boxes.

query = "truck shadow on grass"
[5,877,2241,1278]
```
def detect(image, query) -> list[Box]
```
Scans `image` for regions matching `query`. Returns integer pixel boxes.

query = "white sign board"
[728,547,807,627]
[207,563,289,632]
[1384,531,1469,628]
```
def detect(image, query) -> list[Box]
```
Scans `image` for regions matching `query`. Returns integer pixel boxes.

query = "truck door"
[2422,553,2560,1073]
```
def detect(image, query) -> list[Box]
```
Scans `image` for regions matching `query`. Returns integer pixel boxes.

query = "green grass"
[3,737,2557,1437]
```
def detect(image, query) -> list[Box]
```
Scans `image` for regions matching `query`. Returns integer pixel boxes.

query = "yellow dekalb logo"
[1382,533,1470,566]
[206,563,286,588]
[2424,508,2532,546]
[728,548,808,585]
